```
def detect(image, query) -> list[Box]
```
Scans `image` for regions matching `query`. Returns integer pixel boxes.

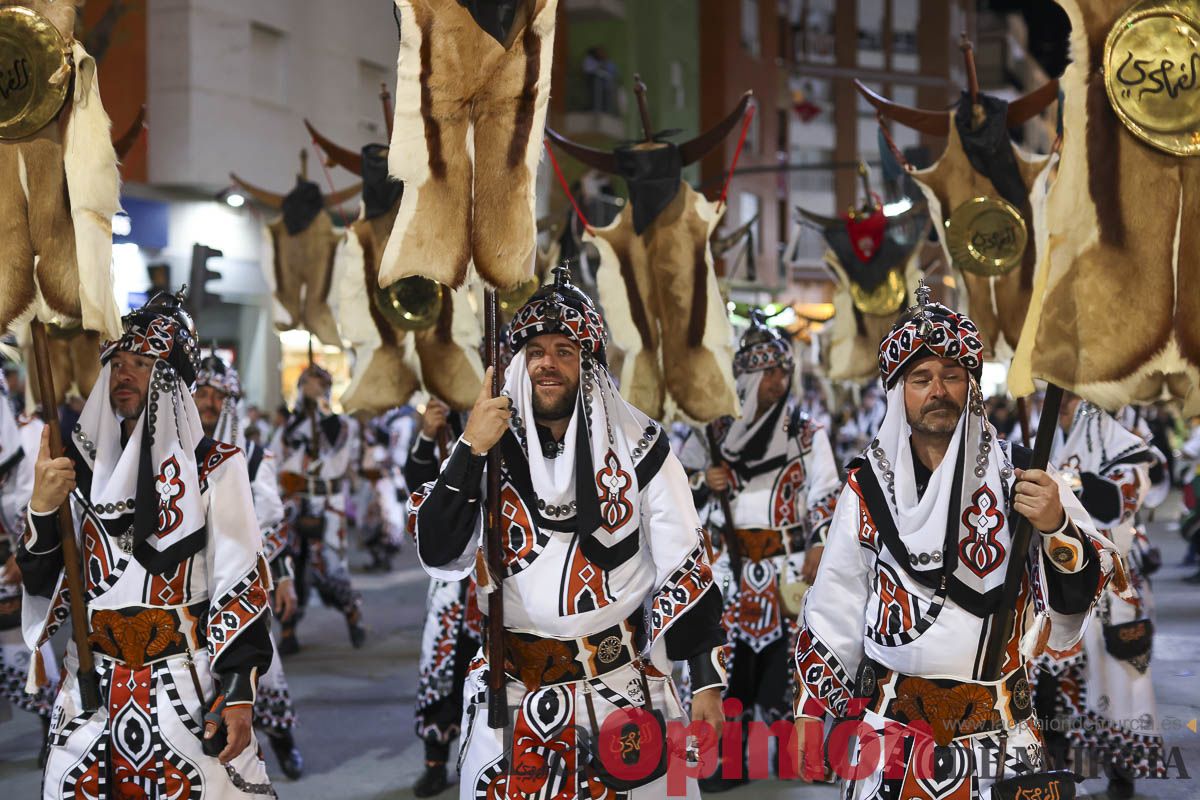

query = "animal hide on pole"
[232,174,360,347]
[588,183,737,423]
[1010,0,1200,413]
[822,243,925,384]
[546,88,751,424]
[0,4,121,340]
[904,104,1051,355]
[313,131,483,413]
[20,325,102,409]
[799,183,929,384]
[381,0,557,291]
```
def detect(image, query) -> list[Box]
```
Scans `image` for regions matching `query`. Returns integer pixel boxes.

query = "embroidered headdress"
[733,309,794,377]
[508,263,608,365]
[878,281,984,388]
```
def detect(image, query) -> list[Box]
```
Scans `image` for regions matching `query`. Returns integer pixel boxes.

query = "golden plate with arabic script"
[944,196,1027,277]
[0,6,71,141]
[1104,0,1200,156]
[848,267,907,316]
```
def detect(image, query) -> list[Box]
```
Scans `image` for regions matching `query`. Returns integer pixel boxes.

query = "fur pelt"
[381,0,557,290]
[588,183,738,423]
[911,116,1050,355]
[22,325,100,409]
[1011,0,1199,413]
[338,211,421,414]
[0,23,121,340]
[412,282,484,411]
[267,210,342,346]
[823,243,923,383]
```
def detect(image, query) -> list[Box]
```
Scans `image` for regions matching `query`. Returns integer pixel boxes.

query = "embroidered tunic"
[409,429,725,799]
[793,440,1113,800]
[18,438,275,798]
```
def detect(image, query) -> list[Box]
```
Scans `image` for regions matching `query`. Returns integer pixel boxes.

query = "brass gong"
[847,268,907,316]
[1104,0,1200,156]
[0,6,71,141]
[944,196,1027,277]
[374,276,446,331]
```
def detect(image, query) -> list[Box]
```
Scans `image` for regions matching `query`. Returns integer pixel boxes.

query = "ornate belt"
[88,603,206,669]
[488,618,640,691]
[279,473,343,497]
[855,660,1032,746]
[733,528,786,562]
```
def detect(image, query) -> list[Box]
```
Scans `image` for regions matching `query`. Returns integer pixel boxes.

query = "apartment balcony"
[567,0,626,21]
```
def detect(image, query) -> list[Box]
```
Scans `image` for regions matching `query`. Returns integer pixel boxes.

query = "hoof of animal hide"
[341,344,421,414]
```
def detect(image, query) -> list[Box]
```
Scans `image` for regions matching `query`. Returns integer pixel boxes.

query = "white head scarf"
[862,375,1017,616]
[502,347,659,569]
[72,361,206,568]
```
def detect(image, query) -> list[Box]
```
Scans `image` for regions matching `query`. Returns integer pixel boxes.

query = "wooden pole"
[980,383,1065,680]
[29,321,100,712]
[380,83,394,140]
[633,75,654,144]
[705,425,743,581]
[483,289,507,729]
[960,33,980,105]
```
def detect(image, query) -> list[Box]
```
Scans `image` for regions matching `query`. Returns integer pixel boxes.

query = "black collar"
[534,423,565,459]
[911,446,933,500]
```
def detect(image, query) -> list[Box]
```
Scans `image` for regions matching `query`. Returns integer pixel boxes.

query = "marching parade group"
[0,273,1192,800]
[4,1,1200,799]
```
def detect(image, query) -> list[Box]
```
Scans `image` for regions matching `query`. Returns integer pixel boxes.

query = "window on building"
[741,0,761,58]
[744,97,761,155]
[670,61,686,111]
[791,0,835,64]
[856,0,884,68]
[250,22,287,105]
[739,192,763,255]
[359,60,389,137]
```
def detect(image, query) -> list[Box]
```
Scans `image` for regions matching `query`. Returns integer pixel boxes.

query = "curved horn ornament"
[854,80,949,137]
[228,173,285,210]
[304,119,364,176]
[543,128,620,174]
[679,92,753,165]
[113,105,147,161]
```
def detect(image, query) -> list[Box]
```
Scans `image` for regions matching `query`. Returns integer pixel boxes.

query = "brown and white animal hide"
[1011,0,1200,413]
[587,183,738,423]
[330,211,483,414]
[910,119,1050,356]
[265,210,342,347]
[382,0,557,290]
[411,282,484,412]
[21,325,101,409]
[822,244,923,384]
[0,5,121,339]
[332,208,421,414]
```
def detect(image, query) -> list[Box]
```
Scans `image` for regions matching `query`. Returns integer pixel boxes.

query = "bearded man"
[791,285,1116,800]
[18,292,274,797]
[407,266,727,799]
[194,354,304,780]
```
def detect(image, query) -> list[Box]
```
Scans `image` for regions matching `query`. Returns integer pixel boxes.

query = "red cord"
[876,112,911,171]
[717,104,756,209]
[544,138,593,234]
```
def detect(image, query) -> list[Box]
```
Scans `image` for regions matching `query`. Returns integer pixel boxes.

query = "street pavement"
[2,493,1199,798]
